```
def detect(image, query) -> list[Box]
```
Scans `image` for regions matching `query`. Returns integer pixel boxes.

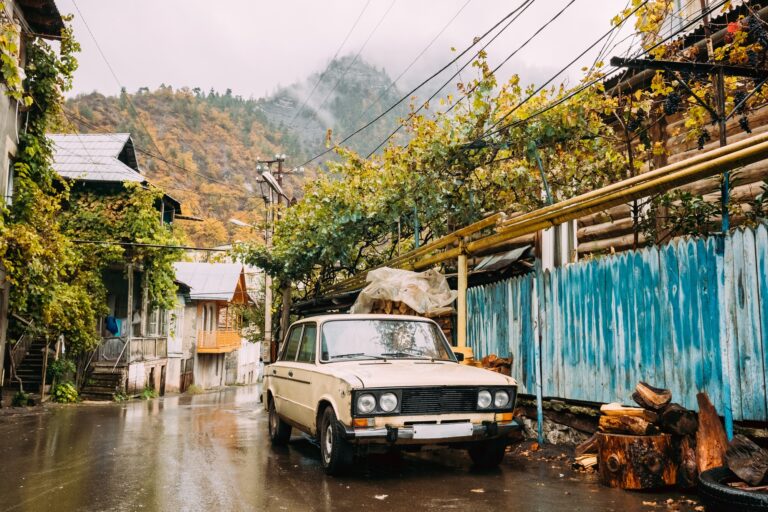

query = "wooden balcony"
[197,330,241,354]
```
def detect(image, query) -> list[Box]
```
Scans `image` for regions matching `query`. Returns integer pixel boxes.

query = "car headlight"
[477,390,492,409]
[494,390,510,408]
[379,392,398,413]
[357,393,376,414]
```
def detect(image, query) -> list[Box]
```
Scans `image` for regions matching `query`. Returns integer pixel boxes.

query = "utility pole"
[255,155,303,361]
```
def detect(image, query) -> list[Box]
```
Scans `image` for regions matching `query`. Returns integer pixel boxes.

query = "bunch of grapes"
[748,16,768,48]
[733,90,748,114]
[626,109,646,132]
[748,49,761,68]
[664,92,682,116]
[697,130,711,150]
[740,115,752,134]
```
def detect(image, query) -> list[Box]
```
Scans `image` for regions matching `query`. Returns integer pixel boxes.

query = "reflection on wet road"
[0,386,684,511]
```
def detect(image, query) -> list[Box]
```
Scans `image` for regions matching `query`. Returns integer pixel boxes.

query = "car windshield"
[320,319,455,362]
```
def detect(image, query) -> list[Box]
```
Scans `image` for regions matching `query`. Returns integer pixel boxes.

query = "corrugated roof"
[49,133,144,183]
[173,262,245,302]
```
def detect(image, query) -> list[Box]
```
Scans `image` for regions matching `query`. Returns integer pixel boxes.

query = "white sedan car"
[263,314,519,475]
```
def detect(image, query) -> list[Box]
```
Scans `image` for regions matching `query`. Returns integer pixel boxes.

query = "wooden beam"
[456,250,468,348]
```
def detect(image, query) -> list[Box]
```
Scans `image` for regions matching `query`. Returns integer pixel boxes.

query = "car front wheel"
[319,407,353,475]
[468,438,508,469]
[268,398,292,446]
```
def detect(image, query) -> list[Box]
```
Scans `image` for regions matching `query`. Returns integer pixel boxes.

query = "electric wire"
[296,0,534,168]
[287,0,373,128]
[365,0,540,157]
[313,0,398,116]
[352,0,473,126]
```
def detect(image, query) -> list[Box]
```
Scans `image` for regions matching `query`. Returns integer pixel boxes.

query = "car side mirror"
[453,351,465,362]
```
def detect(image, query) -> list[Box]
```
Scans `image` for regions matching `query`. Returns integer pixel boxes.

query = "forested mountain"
[62,57,404,247]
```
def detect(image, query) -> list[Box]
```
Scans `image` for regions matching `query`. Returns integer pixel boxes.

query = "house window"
[147,307,168,337]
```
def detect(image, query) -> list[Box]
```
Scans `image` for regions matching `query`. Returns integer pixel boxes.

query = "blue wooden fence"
[467,225,768,422]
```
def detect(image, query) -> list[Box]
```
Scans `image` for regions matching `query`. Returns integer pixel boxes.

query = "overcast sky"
[56,0,633,100]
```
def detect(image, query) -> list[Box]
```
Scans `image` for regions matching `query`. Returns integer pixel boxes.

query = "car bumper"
[342,419,522,444]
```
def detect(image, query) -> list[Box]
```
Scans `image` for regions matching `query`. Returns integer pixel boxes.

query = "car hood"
[323,360,517,389]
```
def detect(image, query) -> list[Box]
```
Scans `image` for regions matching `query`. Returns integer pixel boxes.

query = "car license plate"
[412,422,473,440]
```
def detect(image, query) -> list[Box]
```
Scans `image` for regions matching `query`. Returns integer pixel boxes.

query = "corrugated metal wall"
[467,225,768,421]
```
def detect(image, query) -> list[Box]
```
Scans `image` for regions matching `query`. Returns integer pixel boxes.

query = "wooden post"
[533,260,545,445]
[126,264,134,365]
[456,244,468,348]
[40,336,49,402]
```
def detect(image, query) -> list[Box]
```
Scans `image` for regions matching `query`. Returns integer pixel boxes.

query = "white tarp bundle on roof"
[350,267,457,315]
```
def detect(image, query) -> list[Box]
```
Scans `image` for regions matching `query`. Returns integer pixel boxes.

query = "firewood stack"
[368,300,454,340]
[478,354,512,376]
[575,381,732,491]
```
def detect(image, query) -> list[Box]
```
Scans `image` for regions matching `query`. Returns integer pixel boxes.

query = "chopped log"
[601,402,659,423]
[573,455,598,469]
[575,433,599,457]
[726,434,768,486]
[599,415,656,436]
[597,432,677,489]
[696,392,728,473]
[632,382,672,411]
[676,435,698,489]
[660,403,699,436]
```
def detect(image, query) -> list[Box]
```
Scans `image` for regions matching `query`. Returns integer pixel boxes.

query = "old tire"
[268,398,292,446]
[319,407,353,476]
[698,466,768,512]
[468,438,508,469]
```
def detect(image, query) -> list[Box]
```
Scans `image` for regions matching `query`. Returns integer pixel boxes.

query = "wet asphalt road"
[0,386,697,512]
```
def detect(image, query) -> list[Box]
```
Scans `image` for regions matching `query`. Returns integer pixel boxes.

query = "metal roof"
[173,262,247,302]
[49,133,144,183]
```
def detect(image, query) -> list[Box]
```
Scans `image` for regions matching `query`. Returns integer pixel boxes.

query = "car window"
[296,324,317,363]
[280,326,303,361]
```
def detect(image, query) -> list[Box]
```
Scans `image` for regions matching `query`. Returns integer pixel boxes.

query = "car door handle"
[288,371,294,377]
[272,369,276,375]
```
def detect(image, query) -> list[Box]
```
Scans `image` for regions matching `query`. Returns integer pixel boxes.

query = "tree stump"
[597,432,677,489]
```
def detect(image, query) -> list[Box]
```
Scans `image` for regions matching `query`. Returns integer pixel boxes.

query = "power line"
[313,0,398,116]
[480,0,730,142]
[297,0,533,168]
[352,0,473,126]
[478,0,649,140]
[71,0,171,164]
[287,0,373,129]
[73,240,229,252]
[365,0,539,157]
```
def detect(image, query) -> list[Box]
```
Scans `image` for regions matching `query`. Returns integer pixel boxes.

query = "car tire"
[319,406,353,475]
[698,466,768,512]
[468,438,508,469]
[268,397,292,446]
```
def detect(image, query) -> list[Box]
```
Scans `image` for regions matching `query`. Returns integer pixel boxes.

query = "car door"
[270,325,302,420]
[290,323,318,428]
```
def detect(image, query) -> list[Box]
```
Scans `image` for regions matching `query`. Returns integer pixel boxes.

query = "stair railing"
[8,319,35,392]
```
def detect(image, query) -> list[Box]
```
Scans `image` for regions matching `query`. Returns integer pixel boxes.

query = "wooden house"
[173,262,259,389]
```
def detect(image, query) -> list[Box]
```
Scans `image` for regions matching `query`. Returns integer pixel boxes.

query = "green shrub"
[186,384,203,395]
[140,387,158,400]
[51,382,79,403]
[47,358,76,383]
[112,392,129,402]
[12,391,31,407]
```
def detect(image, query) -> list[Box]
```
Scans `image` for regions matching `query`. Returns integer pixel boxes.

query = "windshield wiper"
[380,351,432,360]
[330,353,388,361]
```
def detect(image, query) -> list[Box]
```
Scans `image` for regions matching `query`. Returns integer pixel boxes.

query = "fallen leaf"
[374,495,388,500]
[470,489,485,493]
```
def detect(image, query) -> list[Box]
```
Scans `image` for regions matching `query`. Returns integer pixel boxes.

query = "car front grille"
[400,387,478,415]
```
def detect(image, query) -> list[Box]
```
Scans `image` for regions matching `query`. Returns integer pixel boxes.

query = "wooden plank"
[733,229,766,421]
[724,233,743,421]
[757,224,768,418]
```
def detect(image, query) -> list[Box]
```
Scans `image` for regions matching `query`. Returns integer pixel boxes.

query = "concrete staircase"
[80,363,127,401]
[5,340,46,393]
